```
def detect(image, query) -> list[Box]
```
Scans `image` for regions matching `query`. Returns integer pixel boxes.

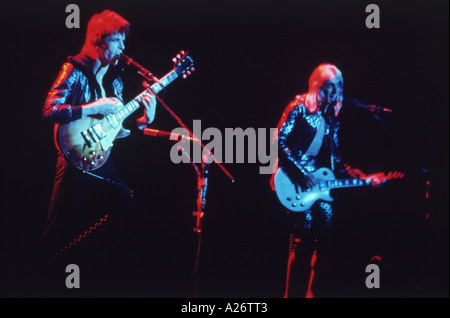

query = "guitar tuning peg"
[186,70,191,75]
[190,67,195,72]
[182,74,187,79]
[172,57,177,63]
[180,50,185,55]
[176,54,181,59]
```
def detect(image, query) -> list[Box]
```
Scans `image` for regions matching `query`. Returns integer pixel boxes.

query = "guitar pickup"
[92,123,107,140]
[88,128,99,143]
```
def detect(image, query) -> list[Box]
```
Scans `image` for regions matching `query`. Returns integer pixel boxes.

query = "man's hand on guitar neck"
[136,91,157,129]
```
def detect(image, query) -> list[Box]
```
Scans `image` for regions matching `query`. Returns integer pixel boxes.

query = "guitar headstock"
[344,164,405,186]
[172,50,195,79]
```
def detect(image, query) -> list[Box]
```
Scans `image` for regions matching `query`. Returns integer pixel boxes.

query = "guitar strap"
[305,114,325,157]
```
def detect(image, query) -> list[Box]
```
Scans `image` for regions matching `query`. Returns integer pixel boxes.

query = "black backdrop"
[1,0,448,298]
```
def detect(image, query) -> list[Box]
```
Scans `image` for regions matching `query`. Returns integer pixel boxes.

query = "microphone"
[143,128,201,142]
[120,54,156,80]
[344,98,393,113]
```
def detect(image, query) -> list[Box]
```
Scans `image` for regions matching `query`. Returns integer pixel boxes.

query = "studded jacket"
[277,97,347,177]
[42,54,124,124]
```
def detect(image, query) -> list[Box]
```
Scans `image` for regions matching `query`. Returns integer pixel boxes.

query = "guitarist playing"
[35,10,156,291]
[276,64,349,229]
[274,64,369,298]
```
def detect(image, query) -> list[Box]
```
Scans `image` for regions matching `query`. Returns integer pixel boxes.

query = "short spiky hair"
[81,10,130,59]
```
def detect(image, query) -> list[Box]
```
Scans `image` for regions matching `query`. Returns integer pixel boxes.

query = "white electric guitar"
[55,50,194,171]
[273,166,402,212]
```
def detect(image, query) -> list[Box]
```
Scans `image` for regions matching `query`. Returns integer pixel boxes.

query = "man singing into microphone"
[35,10,155,292]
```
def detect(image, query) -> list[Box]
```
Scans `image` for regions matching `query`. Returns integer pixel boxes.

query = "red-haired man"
[37,10,155,277]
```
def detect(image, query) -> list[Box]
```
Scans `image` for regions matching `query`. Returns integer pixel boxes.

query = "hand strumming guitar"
[300,172,319,189]
[280,157,318,193]
[82,97,123,117]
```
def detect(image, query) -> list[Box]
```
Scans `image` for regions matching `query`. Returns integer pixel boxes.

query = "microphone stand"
[368,111,431,222]
[126,56,234,182]
[345,98,426,174]
[176,144,211,298]
[371,112,428,174]
[126,56,234,297]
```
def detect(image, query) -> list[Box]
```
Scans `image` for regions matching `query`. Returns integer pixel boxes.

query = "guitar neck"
[324,178,370,190]
[111,70,178,122]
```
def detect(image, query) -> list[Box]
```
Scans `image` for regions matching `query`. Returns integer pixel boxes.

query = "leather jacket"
[277,96,347,177]
[42,54,124,124]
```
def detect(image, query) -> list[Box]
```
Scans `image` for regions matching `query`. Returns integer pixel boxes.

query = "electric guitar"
[273,166,403,212]
[55,51,194,171]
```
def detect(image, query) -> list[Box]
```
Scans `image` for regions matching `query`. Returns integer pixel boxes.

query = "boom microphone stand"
[347,98,431,221]
[122,52,234,297]
[173,141,212,298]
[121,52,234,182]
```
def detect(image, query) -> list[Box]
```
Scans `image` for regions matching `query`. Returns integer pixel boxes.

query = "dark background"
[1,0,448,298]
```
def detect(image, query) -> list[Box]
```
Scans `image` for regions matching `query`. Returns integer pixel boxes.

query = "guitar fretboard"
[324,178,368,189]
[112,70,178,122]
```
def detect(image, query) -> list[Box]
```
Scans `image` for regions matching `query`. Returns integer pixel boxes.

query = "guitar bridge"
[81,131,93,148]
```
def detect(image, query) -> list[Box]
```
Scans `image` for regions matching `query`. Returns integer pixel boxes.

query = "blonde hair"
[304,64,343,113]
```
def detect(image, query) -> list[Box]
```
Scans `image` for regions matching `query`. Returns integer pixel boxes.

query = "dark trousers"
[283,203,335,298]
[31,155,142,296]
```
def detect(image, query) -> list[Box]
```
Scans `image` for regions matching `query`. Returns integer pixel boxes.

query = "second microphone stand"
[129,53,233,297]
[177,144,212,297]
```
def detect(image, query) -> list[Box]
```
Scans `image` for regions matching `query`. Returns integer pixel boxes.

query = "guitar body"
[53,51,194,171]
[274,163,401,212]
[56,115,129,171]
[274,167,335,212]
